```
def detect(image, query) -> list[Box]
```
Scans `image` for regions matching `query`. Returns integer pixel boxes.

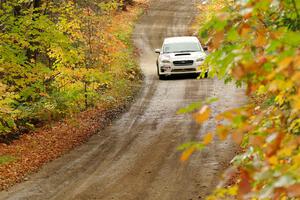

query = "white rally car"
[155,36,208,79]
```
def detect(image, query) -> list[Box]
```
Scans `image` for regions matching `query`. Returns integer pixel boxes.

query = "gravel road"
[0,0,245,199]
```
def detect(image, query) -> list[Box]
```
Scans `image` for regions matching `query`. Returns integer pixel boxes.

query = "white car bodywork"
[155,36,207,79]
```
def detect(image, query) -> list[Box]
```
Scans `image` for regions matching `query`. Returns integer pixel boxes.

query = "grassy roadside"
[0,1,147,191]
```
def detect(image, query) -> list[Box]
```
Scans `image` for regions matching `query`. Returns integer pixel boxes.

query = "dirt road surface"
[0,0,245,199]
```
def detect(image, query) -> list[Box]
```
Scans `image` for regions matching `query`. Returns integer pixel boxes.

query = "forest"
[0,0,141,139]
[0,0,145,190]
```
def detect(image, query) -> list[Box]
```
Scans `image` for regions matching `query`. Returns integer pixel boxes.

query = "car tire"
[158,74,165,80]
[194,73,200,79]
[205,71,209,78]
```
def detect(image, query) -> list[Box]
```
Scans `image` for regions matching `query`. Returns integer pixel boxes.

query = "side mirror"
[203,46,208,51]
[155,49,161,54]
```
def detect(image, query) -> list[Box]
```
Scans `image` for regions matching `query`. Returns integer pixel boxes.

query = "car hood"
[160,51,206,61]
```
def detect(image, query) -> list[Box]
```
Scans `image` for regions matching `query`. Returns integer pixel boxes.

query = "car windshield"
[163,42,202,53]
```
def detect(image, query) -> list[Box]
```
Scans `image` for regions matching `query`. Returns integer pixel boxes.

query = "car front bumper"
[158,62,207,75]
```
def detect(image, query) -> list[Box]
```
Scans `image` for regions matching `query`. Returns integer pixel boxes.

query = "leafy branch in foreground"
[181,0,300,199]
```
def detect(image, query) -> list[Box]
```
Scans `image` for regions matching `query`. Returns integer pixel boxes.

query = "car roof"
[163,36,199,44]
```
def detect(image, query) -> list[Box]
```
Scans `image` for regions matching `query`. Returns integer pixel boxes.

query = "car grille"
[173,60,194,66]
[172,68,196,72]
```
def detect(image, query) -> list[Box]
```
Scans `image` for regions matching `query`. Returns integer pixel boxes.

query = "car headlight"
[196,58,204,62]
[161,60,171,63]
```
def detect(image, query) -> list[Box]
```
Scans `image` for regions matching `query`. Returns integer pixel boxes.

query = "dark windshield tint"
[163,42,202,53]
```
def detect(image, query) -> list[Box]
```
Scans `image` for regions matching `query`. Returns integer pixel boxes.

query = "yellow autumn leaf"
[291,72,300,84]
[227,185,238,196]
[287,184,300,197]
[268,156,278,165]
[180,146,196,162]
[203,132,213,145]
[294,55,300,65]
[211,31,224,49]
[277,57,293,72]
[231,65,245,79]
[278,147,293,157]
[254,31,267,47]
[217,125,228,140]
[193,105,211,123]
[232,131,243,144]
[215,113,223,121]
[218,131,227,141]
[293,95,300,110]
[249,135,265,147]
[293,154,300,167]
[275,94,284,106]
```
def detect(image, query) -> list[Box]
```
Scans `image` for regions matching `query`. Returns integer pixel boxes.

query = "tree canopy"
[0,0,140,138]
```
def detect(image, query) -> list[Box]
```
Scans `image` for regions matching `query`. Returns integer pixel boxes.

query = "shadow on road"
[159,73,207,80]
